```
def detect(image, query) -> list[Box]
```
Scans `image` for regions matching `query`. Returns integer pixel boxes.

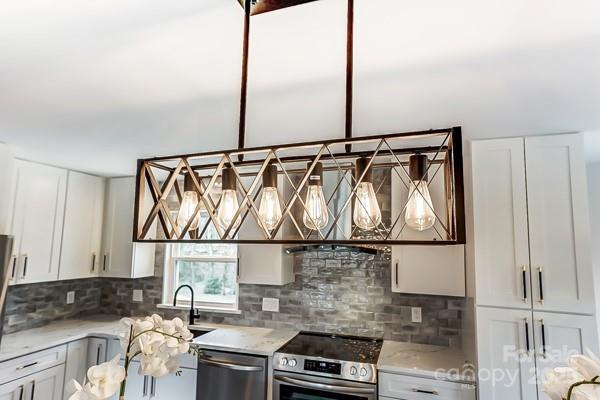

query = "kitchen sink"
[189,328,213,338]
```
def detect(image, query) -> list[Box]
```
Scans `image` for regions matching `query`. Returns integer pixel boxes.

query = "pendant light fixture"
[176,172,201,231]
[405,154,436,231]
[132,0,466,246]
[258,163,282,231]
[353,157,381,230]
[303,162,329,230]
[217,167,241,231]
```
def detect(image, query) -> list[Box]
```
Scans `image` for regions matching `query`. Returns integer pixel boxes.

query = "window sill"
[157,304,242,315]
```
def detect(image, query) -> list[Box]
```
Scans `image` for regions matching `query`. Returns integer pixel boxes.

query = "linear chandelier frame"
[133,127,465,245]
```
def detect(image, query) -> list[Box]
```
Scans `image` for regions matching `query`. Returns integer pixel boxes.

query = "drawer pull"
[412,388,439,396]
[16,361,38,371]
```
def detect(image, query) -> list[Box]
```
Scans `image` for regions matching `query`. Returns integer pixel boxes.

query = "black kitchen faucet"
[173,284,200,325]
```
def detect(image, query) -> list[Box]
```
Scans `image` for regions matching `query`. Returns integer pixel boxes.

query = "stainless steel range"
[273,332,383,400]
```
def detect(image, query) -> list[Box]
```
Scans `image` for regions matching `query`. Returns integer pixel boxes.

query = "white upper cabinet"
[8,160,67,284]
[101,177,155,278]
[525,134,595,314]
[391,245,465,297]
[0,144,14,235]
[59,171,105,280]
[471,138,531,309]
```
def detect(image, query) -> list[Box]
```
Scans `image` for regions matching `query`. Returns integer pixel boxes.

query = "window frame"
[163,243,240,312]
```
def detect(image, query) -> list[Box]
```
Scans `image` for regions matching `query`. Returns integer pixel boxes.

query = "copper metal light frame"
[132,127,465,245]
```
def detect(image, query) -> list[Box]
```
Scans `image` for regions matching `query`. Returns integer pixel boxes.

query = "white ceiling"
[1,0,600,175]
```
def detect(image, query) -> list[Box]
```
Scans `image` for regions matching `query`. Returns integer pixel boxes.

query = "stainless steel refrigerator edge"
[0,235,14,347]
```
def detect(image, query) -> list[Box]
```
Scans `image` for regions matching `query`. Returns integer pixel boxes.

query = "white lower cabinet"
[0,364,65,400]
[477,307,599,400]
[64,339,90,399]
[379,372,476,400]
[87,338,108,367]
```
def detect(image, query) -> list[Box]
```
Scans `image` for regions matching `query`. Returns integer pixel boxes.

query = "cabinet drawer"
[379,373,476,400]
[0,345,66,385]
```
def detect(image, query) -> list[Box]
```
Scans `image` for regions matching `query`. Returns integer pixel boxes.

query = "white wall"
[588,162,600,332]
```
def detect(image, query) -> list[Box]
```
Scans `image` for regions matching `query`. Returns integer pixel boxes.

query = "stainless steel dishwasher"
[196,349,268,400]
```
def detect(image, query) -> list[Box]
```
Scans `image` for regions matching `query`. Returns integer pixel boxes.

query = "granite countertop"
[0,316,299,363]
[378,341,476,384]
[191,325,298,357]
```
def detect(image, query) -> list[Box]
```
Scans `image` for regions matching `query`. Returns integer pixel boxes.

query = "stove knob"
[280,357,289,366]
[350,366,357,375]
[289,359,298,367]
[360,368,368,377]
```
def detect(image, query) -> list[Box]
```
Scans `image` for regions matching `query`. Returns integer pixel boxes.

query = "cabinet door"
[64,339,89,399]
[534,312,599,400]
[391,245,465,296]
[525,134,595,314]
[9,160,67,284]
[26,365,65,400]
[102,177,155,278]
[0,376,27,400]
[87,338,108,367]
[60,171,105,280]
[472,139,531,309]
[151,369,197,399]
[476,307,537,400]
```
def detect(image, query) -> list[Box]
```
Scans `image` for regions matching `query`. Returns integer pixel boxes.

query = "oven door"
[273,371,377,400]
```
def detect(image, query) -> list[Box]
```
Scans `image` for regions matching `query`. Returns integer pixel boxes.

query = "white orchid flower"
[569,354,600,380]
[86,356,125,399]
[68,380,99,400]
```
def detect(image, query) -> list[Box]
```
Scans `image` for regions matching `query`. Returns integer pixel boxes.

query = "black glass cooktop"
[277,332,383,365]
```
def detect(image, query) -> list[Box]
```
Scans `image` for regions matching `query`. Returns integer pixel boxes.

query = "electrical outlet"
[411,307,422,323]
[262,298,280,312]
[66,291,75,305]
[133,290,143,302]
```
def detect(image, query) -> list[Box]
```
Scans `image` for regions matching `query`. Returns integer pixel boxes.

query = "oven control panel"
[304,359,342,375]
[273,353,377,383]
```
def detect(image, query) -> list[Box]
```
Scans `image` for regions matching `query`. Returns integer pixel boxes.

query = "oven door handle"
[198,357,263,372]
[274,376,376,395]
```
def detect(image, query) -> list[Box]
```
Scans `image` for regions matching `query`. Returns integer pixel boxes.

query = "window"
[164,214,239,311]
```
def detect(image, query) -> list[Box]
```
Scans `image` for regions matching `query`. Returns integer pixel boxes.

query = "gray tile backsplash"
[3,247,465,347]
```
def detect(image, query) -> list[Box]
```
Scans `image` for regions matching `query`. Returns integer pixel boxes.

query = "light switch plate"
[66,291,75,305]
[411,307,422,323]
[262,298,280,312]
[133,289,143,302]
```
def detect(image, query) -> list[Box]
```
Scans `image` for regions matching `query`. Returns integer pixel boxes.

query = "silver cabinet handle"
[412,388,439,396]
[198,357,263,372]
[537,266,544,304]
[274,376,376,395]
[22,255,28,278]
[142,376,148,397]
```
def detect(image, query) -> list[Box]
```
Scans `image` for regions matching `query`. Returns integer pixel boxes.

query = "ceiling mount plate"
[238,0,320,15]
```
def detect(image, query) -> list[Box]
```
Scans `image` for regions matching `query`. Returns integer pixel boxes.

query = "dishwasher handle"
[198,357,264,372]
[274,376,376,395]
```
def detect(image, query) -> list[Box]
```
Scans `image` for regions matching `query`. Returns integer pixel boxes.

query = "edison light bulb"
[217,189,241,230]
[354,182,382,230]
[258,164,282,231]
[217,167,241,231]
[405,154,436,231]
[177,191,200,230]
[353,157,381,230]
[177,173,201,230]
[303,162,329,230]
